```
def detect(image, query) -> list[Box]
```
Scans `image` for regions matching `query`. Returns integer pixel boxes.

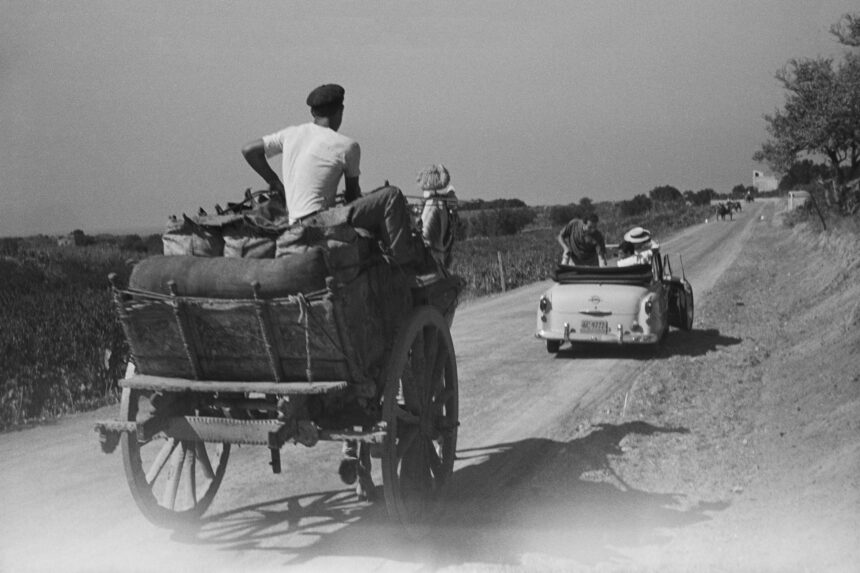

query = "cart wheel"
[546,340,561,354]
[382,306,458,527]
[120,387,230,527]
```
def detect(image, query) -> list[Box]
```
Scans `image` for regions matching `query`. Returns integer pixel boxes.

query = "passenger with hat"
[242,83,425,267]
[617,226,658,267]
[416,164,458,272]
[557,213,607,267]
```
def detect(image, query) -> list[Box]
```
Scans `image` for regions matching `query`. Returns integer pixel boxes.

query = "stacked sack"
[162,189,284,258]
[158,189,372,293]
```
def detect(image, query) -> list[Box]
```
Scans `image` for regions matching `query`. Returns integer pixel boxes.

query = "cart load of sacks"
[134,189,380,299]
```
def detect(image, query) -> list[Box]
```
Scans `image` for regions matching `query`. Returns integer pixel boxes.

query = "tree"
[695,188,718,205]
[831,12,860,47]
[731,184,748,197]
[648,185,683,202]
[618,194,652,217]
[754,13,860,183]
[548,204,585,226]
[778,159,830,190]
[578,197,594,212]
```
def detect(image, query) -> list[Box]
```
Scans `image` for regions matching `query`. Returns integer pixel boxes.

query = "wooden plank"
[120,374,348,395]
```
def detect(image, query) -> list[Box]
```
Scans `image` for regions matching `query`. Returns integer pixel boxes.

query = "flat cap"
[306,84,345,108]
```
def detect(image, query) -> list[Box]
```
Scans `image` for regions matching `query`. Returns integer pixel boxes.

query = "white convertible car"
[536,248,694,353]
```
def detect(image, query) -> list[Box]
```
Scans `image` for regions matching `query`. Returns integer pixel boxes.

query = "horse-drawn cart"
[95,208,462,529]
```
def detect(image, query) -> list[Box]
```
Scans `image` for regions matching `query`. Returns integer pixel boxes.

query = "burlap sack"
[223,218,277,259]
[129,252,329,299]
[275,204,370,284]
[161,214,224,257]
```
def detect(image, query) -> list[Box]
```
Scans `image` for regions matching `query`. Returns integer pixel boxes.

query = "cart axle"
[94,416,387,454]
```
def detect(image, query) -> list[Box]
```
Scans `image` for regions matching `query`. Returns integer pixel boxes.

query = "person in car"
[617,226,658,267]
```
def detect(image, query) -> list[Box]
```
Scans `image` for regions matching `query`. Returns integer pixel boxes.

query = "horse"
[716,203,732,221]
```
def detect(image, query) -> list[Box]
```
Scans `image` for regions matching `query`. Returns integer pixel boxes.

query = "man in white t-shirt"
[242,84,425,267]
[242,84,361,222]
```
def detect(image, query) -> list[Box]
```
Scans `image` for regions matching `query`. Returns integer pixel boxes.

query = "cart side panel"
[269,296,353,382]
[117,262,415,385]
[332,263,414,387]
[123,298,195,379]
[119,294,354,382]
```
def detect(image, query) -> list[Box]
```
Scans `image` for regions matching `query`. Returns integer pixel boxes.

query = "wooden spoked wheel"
[382,307,459,527]
[120,387,230,527]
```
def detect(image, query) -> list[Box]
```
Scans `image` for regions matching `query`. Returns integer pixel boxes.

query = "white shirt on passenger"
[262,123,360,223]
[617,242,658,267]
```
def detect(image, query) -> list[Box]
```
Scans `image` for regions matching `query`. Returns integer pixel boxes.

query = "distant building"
[57,230,87,247]
[753,170,778,192]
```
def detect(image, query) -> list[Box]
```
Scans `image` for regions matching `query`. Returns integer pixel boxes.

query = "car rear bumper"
[535,328,660,344]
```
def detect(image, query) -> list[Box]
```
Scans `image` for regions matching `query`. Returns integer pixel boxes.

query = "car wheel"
[546,340,561,354]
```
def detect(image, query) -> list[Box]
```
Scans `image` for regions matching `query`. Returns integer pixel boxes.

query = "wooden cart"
[95,247,462,529]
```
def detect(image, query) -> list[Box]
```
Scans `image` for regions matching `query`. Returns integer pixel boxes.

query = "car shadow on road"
[553,328,741,361]
[658,328,742,358]
[174,420,728,569]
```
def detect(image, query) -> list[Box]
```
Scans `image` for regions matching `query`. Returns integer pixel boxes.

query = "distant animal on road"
[716,203,732,221]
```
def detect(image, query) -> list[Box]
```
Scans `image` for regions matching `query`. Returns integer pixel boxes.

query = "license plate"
[581,320,608,334]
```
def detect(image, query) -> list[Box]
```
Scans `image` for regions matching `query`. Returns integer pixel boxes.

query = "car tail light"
[539,296,550,313]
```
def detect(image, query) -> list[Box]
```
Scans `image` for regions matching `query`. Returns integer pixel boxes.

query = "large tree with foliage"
[648,185,683,202]
[618,194,652,216]
[777,159,831,190]
[754,13,860,184]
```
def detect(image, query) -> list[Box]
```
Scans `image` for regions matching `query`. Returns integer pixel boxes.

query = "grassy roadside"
[585,210,860,569]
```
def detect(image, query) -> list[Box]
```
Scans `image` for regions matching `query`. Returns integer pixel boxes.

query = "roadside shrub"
[618,194,653,217]
[456,207,536,239]
[0,245,130,429]
[548,205,585,226]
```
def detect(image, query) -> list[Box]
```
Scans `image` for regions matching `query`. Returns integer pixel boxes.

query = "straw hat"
[416,164,450,191]
[623,227,652,244]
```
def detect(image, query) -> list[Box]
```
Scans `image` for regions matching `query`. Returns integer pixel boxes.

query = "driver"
[242,83,426,268]
[242,83,434,490]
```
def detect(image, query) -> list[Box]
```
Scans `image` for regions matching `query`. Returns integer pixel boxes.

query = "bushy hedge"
[1,246,132,429]
[456,207,536,239]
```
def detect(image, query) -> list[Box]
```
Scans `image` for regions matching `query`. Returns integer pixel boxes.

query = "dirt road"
[6,200,846,572]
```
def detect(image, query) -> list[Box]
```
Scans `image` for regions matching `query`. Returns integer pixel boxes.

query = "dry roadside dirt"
[583,209,860,571]
[1,200,858,572]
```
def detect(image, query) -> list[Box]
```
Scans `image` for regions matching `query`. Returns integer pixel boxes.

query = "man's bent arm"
[242,139,284,197]
[344,176,361,203]
[556,229,569,252]
[597,243,607,267]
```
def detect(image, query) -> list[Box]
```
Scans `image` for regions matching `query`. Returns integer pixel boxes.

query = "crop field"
[1,243,132,429]
[0,203,712,429]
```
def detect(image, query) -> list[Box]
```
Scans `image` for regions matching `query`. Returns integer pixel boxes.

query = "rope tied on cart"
[292,293,314,383]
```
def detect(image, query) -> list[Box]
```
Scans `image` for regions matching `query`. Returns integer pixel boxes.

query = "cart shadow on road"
[171,421,729,569]
[552,328,741,361]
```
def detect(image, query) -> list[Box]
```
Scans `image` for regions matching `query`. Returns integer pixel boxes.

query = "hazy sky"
[1,1,856,236]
